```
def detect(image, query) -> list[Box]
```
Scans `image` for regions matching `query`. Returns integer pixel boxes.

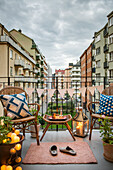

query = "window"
[109,17,113,27]
[109,52,113,61]
[10,50,13,59]
[109,70,113,78]
[96,47,100,55]
[109,34,113,44]
[96,73,100,81]
[19,56,21,60]
[95,34,100,43]
[96,60,101,68]
[10,67,13,76]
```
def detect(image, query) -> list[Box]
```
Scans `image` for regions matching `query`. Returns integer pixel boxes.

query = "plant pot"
[103,141,113,162]
[30,124,40,138]
[0,134,24,166]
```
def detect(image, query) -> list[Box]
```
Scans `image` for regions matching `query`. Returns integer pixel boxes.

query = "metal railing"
[0,76,113,130]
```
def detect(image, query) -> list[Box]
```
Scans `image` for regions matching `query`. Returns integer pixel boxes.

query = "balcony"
[0,35,36,64]
[23,64,31,70]
[14,59,24,67]
[33,68,38,74]
[36,63,40,68]
[41,67,44,72]
[92,56,95,61]
[32,44,37,49]
[103,44,109,53]
[41,74,44,78]
[104,61,109,69]
[14,75,24,82]
[92,68,95,73]
[103,27,108,37]
[41,60,44,65]
[36,55,41,60]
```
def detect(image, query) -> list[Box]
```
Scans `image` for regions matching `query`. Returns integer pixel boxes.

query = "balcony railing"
[103,44,109,53]
[0,76,112,130]
[24,64,32,70]
[104,61,109,69]
[14,60,24,67]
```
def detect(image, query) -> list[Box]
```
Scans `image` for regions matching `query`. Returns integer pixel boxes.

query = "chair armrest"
[28,103,40,118]
[88,102,99,116]
[4,107,7,116]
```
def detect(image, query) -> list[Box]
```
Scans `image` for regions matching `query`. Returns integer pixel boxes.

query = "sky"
[0,0,113,73]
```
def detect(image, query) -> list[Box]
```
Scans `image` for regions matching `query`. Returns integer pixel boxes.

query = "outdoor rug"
[22,141,97,164]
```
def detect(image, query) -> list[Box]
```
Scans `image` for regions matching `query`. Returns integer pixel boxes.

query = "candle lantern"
[72,107,89,137]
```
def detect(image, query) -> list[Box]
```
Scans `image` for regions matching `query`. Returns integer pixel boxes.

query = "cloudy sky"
[0,0,113,73]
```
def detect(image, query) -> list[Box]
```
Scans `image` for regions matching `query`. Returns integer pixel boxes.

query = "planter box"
[103,141,113,162]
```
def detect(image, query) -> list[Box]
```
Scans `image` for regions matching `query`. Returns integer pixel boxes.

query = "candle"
[14,130,20,135]
[10,148,16,154]
[11,133,17,141]
[2,139,7,143]
[15,144,21,151]
[6,165,13,170]
[16,167,22,170]
[15,156,22,163]
[1,165,6,170]
[13,136,20,143]
[7,132,12,138]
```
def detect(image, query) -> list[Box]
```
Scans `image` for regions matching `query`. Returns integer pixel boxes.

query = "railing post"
[8,77,10,86]
[104,77,106,89]
[56,77,58,131]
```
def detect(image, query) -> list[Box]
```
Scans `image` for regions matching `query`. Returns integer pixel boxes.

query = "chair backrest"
[102,86,113,95]
[0,86,28,99]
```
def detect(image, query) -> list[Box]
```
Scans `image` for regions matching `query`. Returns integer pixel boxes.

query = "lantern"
[72,107,89,137]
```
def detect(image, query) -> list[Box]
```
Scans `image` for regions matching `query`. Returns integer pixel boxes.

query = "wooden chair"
[88,86,113,140]
[0,86,40,145]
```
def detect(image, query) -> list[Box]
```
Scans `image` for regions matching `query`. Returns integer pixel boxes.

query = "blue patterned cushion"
[0,92,32,119]
[96,94,113,116]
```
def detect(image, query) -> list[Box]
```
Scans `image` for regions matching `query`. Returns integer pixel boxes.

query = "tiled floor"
[21,130,113,170]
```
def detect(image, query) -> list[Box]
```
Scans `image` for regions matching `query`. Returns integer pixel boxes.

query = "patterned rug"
[22,141,97,164]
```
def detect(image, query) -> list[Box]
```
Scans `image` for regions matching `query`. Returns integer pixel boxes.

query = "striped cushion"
[96,94,113,116]
[0,92,32,119]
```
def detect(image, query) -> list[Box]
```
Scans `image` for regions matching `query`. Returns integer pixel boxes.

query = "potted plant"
[98,115,113,162]
[29,106,43,138]
[0,116,24,168]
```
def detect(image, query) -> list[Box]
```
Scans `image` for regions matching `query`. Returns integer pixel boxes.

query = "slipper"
[59,146,76,155]
[50,145,57,156]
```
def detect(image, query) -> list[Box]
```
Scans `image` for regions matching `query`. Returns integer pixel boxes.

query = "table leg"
[40,123,51,141]
[65,122,76,141]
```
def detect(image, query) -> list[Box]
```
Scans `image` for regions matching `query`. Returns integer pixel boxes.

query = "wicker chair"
[0,86,40,145]
[88,86,113,140]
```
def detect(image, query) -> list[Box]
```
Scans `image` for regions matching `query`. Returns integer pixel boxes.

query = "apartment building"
[0,23,38,90]
[10,29,49,88]
[55,69,65,89]
[71,61,81,100]
[64,63,73,89]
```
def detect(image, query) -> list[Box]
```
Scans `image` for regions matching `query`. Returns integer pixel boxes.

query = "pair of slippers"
[50,145,76,156]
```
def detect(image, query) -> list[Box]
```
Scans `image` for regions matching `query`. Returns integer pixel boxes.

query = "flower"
[98,116,113,144]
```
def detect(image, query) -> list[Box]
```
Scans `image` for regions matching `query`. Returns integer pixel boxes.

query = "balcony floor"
[21,130,113,170]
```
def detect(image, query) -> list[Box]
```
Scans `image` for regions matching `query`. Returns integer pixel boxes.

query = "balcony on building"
[41,60,44,65]
[104,61,109,69]
[41,67,44,72]
[92,56,95,61]
[92,43,95,49]
[32,44,37,49]
[41,73,44,78]
[36,63,40,68]
[14,59,24,67]
[103,44,109,53]
[14,75,24,82]
[36,72,40,77]
[92,67,96,73]
[36,55,41,61]
[33,68,38,74]
[23,64,31,70]
[103,27,108,38]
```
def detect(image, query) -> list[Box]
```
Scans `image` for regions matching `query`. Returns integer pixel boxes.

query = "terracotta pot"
[30,124,40,138]
[0,134,24,166]
[103,141,113,162]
